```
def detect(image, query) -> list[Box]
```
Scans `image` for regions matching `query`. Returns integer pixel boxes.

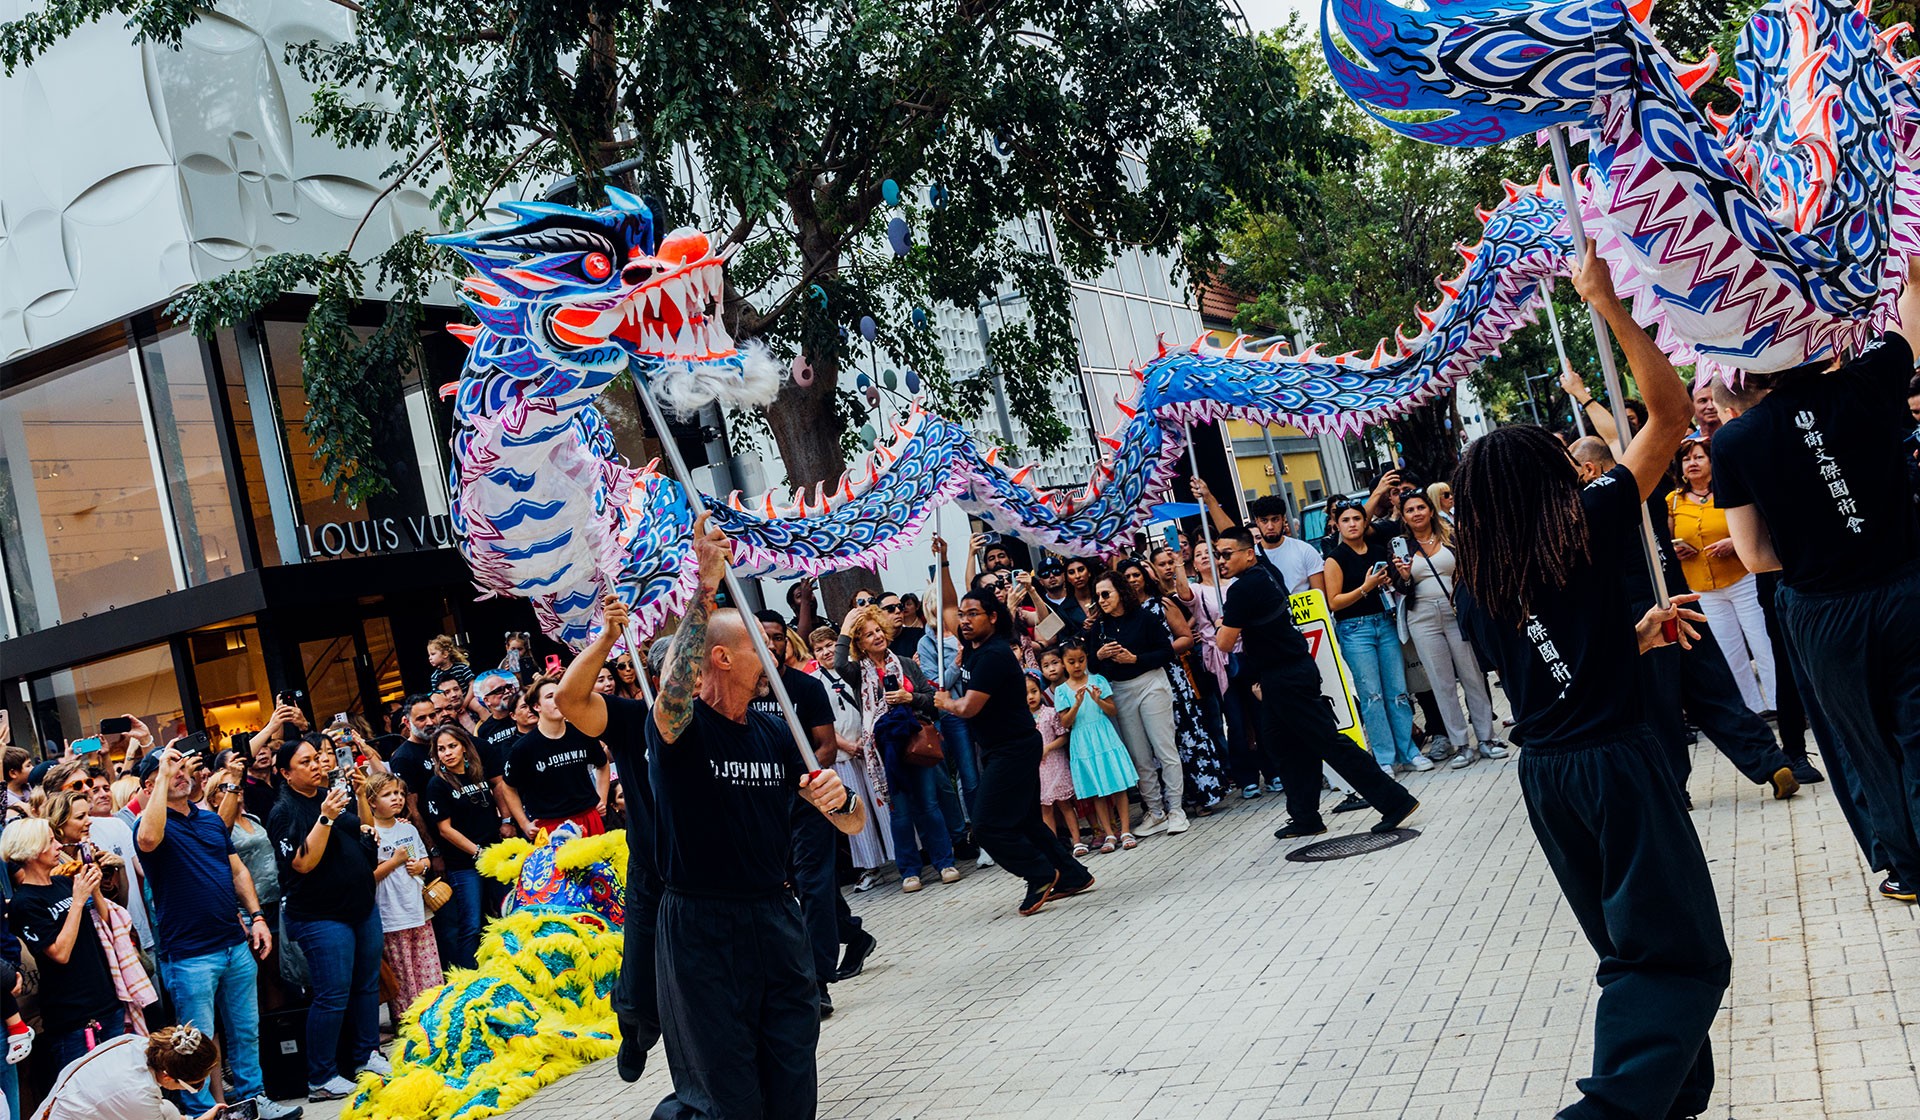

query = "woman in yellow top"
[1669,435,1777,714]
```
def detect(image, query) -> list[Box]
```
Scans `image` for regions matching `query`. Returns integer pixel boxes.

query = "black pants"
[1639,617,1793,789]
[789,804,838,987]
[1779,565,1920,884]
[653,891,818,1120]
[613,868,664,1053]
[1225,676,1282,786]
[1755,572,1810,758]
[1252,662,1415,828]
[1519,728,1730,1120]
[973,732,1089,888]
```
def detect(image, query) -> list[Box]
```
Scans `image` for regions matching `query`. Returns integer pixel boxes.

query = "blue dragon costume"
[342,824,628,1120]
[434,186,1571,647]
[1323,0,1920,382]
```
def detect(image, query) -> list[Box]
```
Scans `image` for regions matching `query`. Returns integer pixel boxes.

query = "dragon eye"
[582,252,612,280]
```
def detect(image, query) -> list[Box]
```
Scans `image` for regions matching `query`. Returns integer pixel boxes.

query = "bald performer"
[646,514,866,1120]
[1568,438,1806,801]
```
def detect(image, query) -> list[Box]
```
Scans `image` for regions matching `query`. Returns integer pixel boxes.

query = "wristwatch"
[219,783,242,795]
[248,911,267,925]
[318,815,336,828]
[829,792,859,817]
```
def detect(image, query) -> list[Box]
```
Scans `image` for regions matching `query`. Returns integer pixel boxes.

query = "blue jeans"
[44,1015,125,1072]
[439,868,483,970]
[160,942,264,1109]
[1336,613,1419,767]
[884,762,957,879]
[287,909,383,1087]
[940,714,979,823]
[0,1052,15,1120]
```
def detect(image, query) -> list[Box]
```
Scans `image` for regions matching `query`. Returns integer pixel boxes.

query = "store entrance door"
[295,624,381,727]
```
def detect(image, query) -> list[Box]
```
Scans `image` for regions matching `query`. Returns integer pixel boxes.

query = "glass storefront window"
[138,326,245,584]
[262,319,361,532]
[188,624,270,754]
[30,642,185,758]
[0,345,176,631]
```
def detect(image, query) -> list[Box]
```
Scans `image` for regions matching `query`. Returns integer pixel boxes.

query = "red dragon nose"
[656,228,710,265]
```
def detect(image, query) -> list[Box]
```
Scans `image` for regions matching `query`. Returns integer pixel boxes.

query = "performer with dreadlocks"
[1453,243,1723,1120]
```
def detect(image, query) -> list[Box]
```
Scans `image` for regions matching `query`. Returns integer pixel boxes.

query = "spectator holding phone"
[37,1023,222,1120]
[421,726,495,968]
[835,602,956,893]
[267,735,386,1101]
[1323,499,1426,773]
[134,749,299,1118]
[0,817,122,1068]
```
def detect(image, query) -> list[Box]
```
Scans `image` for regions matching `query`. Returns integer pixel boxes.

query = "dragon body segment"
[1323,0,1920,381]
[438,187,1569,646]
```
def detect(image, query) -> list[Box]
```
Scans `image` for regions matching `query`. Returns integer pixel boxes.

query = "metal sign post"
[1546,127,1674,612]
[632,379,821,772]
[1541,284,1589,436]
[1185,427,1222,600]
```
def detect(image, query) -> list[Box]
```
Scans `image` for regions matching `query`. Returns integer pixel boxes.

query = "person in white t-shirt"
[1192,481,1326,595]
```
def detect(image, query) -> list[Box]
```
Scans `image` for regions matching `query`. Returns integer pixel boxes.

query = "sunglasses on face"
[1096,590,1117,600]
[881,603,902,612]
[854,597,874,606]
[1213,547,1244,560]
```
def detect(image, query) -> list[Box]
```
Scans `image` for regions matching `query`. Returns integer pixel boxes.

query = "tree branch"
[344,144,438,256]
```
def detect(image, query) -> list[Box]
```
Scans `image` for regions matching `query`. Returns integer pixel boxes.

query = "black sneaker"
[1768,766,1800,801]
[1372,800,1420,834]
[1329,793,1370,814]
[833,928,877,982]
[616,1025,648,1083]
[1018,873,1059,916]
[1880,877,1917,903]
[1273,820,1328,840]
[1051,872,1096,899]
[1790,760,1825,785]
[818,982,834,1019]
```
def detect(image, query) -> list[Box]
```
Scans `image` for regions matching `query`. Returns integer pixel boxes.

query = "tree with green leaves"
[4,0,1355,560]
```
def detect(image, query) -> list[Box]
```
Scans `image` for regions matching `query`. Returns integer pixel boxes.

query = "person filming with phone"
[36,1023,232,1120]
[133,748,300,1119]
[1323,499,1426,773]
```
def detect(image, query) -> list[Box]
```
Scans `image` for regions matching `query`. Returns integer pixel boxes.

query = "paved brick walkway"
[332,736,1920,1120]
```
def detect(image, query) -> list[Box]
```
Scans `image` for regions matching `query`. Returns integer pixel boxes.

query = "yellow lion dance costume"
[344,823,628,1120]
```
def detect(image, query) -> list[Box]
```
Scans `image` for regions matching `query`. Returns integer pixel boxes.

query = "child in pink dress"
[1029,675,1082,856]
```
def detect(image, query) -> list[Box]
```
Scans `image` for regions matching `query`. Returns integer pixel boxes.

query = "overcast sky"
[1235,0,1319,34]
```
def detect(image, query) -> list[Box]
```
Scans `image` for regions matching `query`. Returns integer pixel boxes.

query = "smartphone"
[99,716,133,736]
[334,744,355,774]
[332,712,351,728]
[544,654,564,675]
[1370,561,1389,579]
[176,730,212,757]
[882,674,900,692]
[219,1099,260,1120]
[1390,537,1410,563]
[1162,524,1180,551]
[275,689,305,708]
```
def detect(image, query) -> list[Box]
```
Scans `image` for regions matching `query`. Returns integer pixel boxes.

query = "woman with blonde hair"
[38,1022,221,1120]
[1,817,126,1068]
[425,635,474,693]
[835,604,957,893]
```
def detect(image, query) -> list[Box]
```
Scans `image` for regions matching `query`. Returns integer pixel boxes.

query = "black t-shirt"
[11,879,121,1032]
[746,666,834,737]
[1712,332,1920,593]
[1221,563,1315,679]
[889,627,926,661]
[267,785,377,923]
[1329,539,1394,620]
[423,768,498,871]
[600,696,656,877]
[957,637,1038,745]
[242,774,278,823]
[646,701,799,895]
[1457,465,1645,748]
[1618,476,1688,609]
[1084,608,1175,682]
[387,738,433,799]
[1043,593,1088,635]
[474,717,519,778]
[503,726,608,820]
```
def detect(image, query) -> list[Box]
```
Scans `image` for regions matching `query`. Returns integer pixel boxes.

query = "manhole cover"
[1283,829,1420,862]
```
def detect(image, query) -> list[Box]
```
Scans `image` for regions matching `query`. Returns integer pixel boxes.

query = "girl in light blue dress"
[1055,643,1140,852]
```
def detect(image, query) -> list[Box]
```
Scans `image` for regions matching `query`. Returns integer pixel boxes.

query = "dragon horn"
[1010,464,1035,487]
[984,446,1001,466]
[446,323,481,346]
[1258,342,1284,360]
[1224,334,1245,357]
[1115,395,1138,419]
[763,492,778,518]
[1674,48,1720,94]
[727,491,745,511]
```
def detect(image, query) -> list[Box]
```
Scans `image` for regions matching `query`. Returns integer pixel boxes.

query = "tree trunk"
[1387,391,1462,486]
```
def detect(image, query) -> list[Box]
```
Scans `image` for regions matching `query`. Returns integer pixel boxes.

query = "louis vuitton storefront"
[0,303,540,756]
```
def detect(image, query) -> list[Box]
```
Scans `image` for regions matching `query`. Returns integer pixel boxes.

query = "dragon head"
[432,189,777,411]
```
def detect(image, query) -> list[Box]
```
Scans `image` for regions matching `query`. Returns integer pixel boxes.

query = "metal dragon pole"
[633,380,822,772]
[1184,426,1222,600]
[1547,127,1674,613]
[624,618,657,705]
[1541,283,1589,436]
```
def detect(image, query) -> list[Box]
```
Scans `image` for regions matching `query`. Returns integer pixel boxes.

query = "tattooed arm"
[654,514,731,743]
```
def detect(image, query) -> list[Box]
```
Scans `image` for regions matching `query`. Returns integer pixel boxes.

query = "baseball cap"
[135,752,164,783]
[1036,556,1064,575]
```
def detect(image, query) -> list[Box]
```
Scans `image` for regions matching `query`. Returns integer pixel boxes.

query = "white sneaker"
[1407,755,1435,772]
[1448,749,1475,770]
[1380,764,1394,777]
[975,850,994,868]
[1479,740,1510,759]
[1134,813,1170,837]
[256,1096,305,1120]
[356,1050,392,1077]
[1165,810,1191,834]
[308,1077,356,1102]
[854,871,881,892]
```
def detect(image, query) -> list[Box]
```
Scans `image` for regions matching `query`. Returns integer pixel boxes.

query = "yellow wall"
[1225,418,1330,506]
